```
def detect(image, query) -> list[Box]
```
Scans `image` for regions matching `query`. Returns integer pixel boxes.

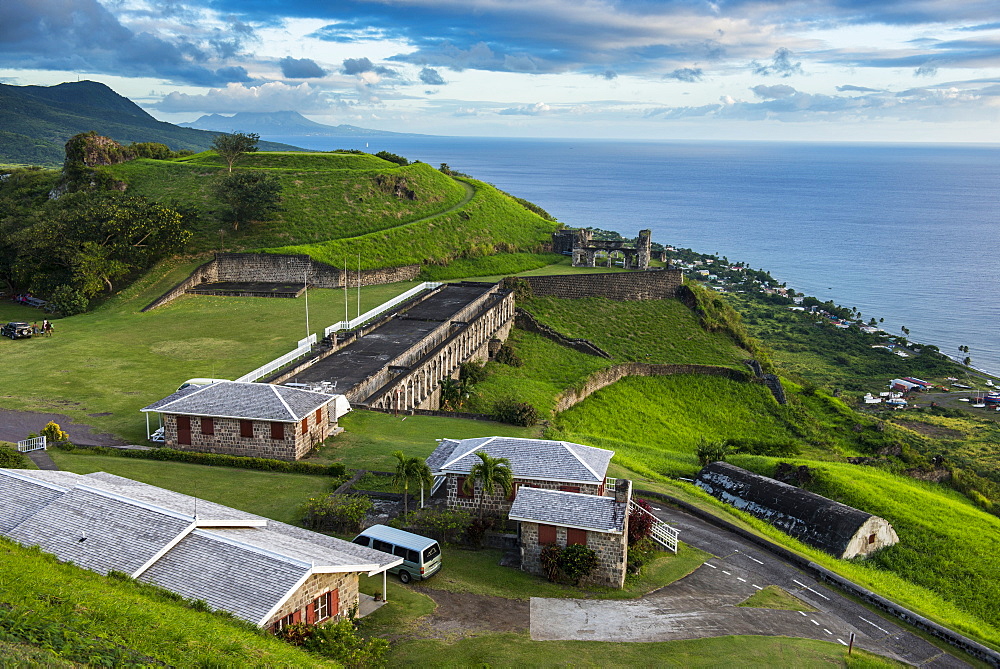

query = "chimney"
[614,478,631,505]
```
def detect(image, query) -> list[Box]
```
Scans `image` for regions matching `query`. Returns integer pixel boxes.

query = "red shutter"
[292,609,302,624]
[538,524,557,544]
[456,477,473,498]
[301,416,308,433]
[176,416,191,445]
[567,528,588,546]
[240,420,253,438]
[201,417,214,435]
[315,408,322,423]
[330,588,339,617]
[271,422,284,440]
[305,601,315,624]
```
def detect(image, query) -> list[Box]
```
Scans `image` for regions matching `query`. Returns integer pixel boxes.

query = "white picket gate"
[17,436,47,452]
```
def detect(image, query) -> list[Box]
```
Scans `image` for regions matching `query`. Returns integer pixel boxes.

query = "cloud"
[419,67,446,85]
[156,81,334,113]
[751,48,803,77]
[498,102,552,116]
[915,64,939,77]
[664,68,704,82]
[342,57,396,76]
[279,56,326,79]
[837,84,881,92]
[600,70,618,80]
[751,84,797,99]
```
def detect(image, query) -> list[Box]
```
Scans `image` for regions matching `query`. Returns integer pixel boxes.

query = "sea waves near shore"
[271,135,1000,376]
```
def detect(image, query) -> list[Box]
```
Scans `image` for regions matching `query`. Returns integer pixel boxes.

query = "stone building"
[510,479,632,588]
[695,462,900,559]
[0,469,400,630]
[141,381,346,461]
[425,436,614,518]
[552,229,652,270]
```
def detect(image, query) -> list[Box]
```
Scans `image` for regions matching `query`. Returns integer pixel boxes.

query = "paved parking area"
[530,502,968,667]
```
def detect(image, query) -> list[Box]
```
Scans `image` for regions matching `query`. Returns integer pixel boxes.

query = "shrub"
[559,544,598,585]
[459,361,489,385]
[301,494,372,533]
[539,544,562,582]
[47,284,88,316]
[393,506,472,544]
[303,618,389,668]
[494,342,523,367]
[0,443,28,468]
[696,439,730,466]
[491,398,539,427]
[374,151,409,166]
[628,498,655,545]
[41,421,69,444]
[65,445,346,476]
[626,537,658,575]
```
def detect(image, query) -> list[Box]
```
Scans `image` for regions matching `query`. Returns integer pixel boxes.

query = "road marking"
[811,619,819,626]
[740,553,765,564]
[792,579,831,601]
[838,639,847,646]
[705,562,717,569]
[652,506,662,511]
[859,616,891,635]
[737,577,746,582]
[799,611,808,617]
[823,629,832,635]
[752,584,762,590]
[722,570,732,575]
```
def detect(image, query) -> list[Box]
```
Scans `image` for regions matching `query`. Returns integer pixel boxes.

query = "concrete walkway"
[530,503,969,668]
[27,449,59,470]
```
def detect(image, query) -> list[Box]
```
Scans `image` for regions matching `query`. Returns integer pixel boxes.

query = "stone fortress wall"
[505,268,682,301]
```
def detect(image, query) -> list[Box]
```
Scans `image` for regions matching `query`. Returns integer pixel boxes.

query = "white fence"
[17,436,46,452]
[630,499,679,553]
[235,334,317,383]
[324,282,443,337]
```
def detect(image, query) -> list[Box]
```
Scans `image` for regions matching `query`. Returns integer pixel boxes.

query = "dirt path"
[408,589,529,639]
[0,408,125,447]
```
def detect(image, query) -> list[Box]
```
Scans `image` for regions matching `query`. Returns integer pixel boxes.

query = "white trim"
[143,410,301,423]
[435,470,601,486]
[75,484,195,523]
[509,515,623,535]
[270,385,298,421]
[439,435,498,471]
[563,442,602,482]
[194,518,268,527]
[192,529,314,569]
[131,521,197,579]
[0,469,70,493]
[256,569,315,627]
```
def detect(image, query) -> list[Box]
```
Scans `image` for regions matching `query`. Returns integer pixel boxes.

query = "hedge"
[61,445,346,477]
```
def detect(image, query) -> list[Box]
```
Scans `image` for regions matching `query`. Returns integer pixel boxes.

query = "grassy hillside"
[0,538,332,666]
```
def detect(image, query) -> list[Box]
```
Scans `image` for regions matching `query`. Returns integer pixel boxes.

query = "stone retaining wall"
[515,308,611,358]
[553,363,752,413]
[505,269,682,301]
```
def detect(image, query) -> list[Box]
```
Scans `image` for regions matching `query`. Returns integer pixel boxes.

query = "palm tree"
[391,450,433,516]
[463,451,514,517]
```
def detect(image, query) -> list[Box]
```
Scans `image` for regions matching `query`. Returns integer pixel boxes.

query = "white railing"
[17,436,46,452]
[236,334,317,383]
[630,499,679,553]
[430,475,446,496]
[324,282,443,337]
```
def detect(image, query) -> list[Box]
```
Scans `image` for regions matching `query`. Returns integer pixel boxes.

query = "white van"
[352,525,441,584]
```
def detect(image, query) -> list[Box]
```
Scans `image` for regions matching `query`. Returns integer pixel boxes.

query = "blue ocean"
[269,135,1000,376]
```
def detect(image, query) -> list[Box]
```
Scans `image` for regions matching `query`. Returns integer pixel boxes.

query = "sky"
[2,0,1000,142]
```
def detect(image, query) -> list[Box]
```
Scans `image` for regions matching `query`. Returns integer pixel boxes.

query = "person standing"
[43,320,53,337]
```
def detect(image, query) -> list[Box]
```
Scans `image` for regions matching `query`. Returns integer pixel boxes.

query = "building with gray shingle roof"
[141,381,349,461]
[508,487,627,534]
[0,468,400,629]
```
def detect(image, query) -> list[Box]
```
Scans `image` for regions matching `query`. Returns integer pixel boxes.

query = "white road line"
[799,611,808,617]
[838,639,848,646]
[736,577,746,582]
[705,562,717,569]
[811,620,820,626]
[859,616,891,635]
[752,584,763,590]
[742,554,764,564]
[792,579,831,601]
[722,570,732,575]
[823,629,832,635]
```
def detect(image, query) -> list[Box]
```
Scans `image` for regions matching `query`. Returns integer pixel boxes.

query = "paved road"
[530,503,968,667]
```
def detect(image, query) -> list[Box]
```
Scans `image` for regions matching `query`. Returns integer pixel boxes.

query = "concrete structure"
[0,469,400,629]
[510,479,632,588]
[288,282,515,413]
[695,462,899,559]
[503,269,682,302]
[141,381,345,461]
[426,436,614,518]
[553,229,652,269]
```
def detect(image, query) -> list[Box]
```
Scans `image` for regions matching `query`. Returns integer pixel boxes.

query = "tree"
[463,451,514,516]
[391,450,433,516]
[213,171,282,230]
[47,284,88,316]
[211,132,259,173]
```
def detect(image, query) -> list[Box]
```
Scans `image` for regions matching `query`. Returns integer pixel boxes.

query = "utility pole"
[304,270,310,339]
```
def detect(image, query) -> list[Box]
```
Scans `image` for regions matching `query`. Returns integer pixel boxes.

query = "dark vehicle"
[1,322,33,339]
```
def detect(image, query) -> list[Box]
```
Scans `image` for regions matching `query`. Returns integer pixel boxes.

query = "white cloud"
[156,81,334,113]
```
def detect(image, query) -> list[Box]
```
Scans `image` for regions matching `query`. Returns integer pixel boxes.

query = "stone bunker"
[695,462,899,559]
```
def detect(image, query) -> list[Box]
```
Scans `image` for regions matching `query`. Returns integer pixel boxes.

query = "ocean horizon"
[269,135,1000,377]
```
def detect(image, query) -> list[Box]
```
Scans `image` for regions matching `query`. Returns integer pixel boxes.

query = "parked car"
[352,525,442,583]
[1,322,33,339]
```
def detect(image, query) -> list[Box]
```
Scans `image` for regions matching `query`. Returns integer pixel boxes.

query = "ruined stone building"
[552,229,652,270]
[695,462,899,559]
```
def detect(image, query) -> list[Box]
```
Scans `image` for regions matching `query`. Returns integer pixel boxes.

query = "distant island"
[179,111,428,138]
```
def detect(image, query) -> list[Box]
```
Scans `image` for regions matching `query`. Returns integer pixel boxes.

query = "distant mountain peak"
[179,110,422,137]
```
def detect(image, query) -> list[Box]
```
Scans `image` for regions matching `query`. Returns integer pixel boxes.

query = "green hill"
[0,81,304,166]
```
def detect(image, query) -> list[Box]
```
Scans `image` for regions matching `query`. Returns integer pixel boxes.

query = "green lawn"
[739,585,817,612]
[48,451,333,524]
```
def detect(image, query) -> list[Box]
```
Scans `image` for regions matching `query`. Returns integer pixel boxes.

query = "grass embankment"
[739,585,817,612]
[269,177,559,270]
[419,252,563,281]
[0,259,419,444]
[105,152,471,254]
[0,538,332,667]
[466,296,749,417]
[547,378,1000,646]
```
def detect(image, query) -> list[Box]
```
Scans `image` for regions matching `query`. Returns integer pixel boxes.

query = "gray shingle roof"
[427,437,613,484]
[508,487,625,534]
[141,381,335,422]
[0,469,400,625]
